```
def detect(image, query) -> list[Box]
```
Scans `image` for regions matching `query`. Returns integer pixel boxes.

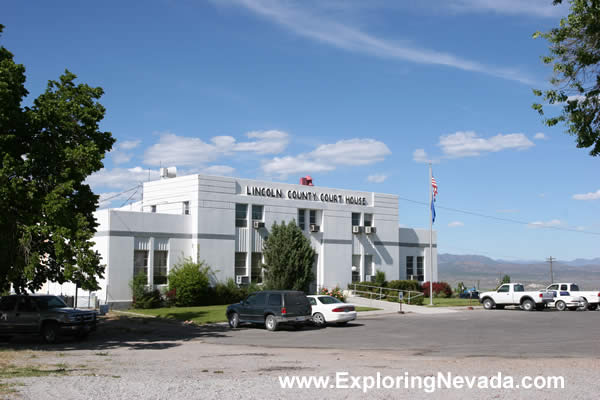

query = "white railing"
[350,283,424,305]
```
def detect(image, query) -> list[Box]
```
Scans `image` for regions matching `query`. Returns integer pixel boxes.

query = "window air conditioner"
[352,226,362,234]
[253,221,265,229]
[236,276,249,285]
[365,226,376,234]
[309,224,320,232]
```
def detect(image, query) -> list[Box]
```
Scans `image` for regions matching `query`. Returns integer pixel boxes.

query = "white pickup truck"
[544,283,600,311]
[479,283,554,311]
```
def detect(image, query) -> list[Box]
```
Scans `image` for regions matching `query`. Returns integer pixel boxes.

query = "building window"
[352,212,361,226]
[235,252,246,276]
[406,256,414,280]
[417,256,424,281]
[309,210,317,225]
[252,205,263,221]
[364,213,373,227]
[298,209,306,230]
[352,255,361,282]
[153,251,168,285]
[150,205,156,213]
[235,204,248,227]
[364,255,373,279]
[251,252,263,284]
[134,250,148,283]
[183,201,190,215]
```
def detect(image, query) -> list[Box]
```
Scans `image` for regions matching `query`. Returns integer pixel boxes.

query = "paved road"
[201,308,600,357]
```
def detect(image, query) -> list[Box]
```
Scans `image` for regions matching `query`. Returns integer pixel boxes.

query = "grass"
[355,306,381,312]
[131,305,229,325]
[425,298,480,307]
[0,364,70,379]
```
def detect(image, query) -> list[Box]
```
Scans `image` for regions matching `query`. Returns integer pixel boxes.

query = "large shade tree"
[0,24,114,294]
[262,221,315,293]
[533,0,600,156]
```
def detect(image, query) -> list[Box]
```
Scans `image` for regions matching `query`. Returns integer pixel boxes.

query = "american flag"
[431,176,438,199]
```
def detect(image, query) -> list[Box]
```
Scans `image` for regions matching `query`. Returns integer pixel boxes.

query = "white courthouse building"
[43,172,437,307]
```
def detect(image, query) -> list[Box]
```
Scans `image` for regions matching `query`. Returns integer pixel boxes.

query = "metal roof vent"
[160,166,177,179]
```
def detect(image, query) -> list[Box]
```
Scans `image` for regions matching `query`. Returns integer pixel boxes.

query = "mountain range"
[438,254,600,291]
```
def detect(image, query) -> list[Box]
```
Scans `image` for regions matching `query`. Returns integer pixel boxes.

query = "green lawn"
[425,298,480,307]
[131,304,382,324]
[131,305,228,325]
[355,306,381,312]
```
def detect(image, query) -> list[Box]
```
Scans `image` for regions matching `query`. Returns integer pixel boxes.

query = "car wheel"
[588,304,598,311]
[42,322,59,344]
[578,299,588,311]
[313,312,326,327]
[482,298,494,310]
[265,315,278,331]
[555,300,567,311]
[522,299,535,311]
[228,312,240,329]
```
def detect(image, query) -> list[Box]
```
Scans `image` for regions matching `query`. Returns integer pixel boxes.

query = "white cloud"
[413,149,429,163]
[438,131,534,158]
[223,0,534,84]
[118,140,142,150]
[202,165,236,176]
[528,219,562,228]
[143,130,290,166]
[533,132,547,140]
[261,138,391,178]
[86,166,159,191]
[448,221,464,227]
[311,139,391,166]
[367,174,387,183]
[445,0,568,18]
[261,156,335,177]
[111,151,133,164]
[573,190,600,201]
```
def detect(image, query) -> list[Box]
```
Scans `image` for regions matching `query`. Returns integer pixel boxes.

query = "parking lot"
[1,309,599,399]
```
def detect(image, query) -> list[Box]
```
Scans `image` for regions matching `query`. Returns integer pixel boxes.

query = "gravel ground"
[1,314,598,400]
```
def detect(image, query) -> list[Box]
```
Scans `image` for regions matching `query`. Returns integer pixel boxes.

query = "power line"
[396,195,600,236]
[98,185,141,204]
[119,187,140,208]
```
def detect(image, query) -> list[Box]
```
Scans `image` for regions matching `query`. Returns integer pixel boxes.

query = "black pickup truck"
[0,295,97,343]
[226,290,312,331]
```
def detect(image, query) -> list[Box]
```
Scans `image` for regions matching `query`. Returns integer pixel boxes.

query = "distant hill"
[438,253,600,290]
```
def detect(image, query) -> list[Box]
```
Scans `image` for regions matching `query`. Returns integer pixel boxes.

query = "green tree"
[167,258,213,306]
[532,0,600,155]
[0,25,114,294]
[262,221,315,293]
[501,275,511,284]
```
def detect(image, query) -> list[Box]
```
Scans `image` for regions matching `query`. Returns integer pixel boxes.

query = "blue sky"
[3,0,599,260]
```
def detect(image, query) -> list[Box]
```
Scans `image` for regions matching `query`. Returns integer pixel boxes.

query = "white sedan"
[307,295,357,327]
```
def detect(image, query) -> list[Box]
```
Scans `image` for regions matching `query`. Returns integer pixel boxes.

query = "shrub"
[373,271,387,287]
[130,274,163,309]
[167,258,213,306]
[387,280,422,292]
[422,282,452,298]
[214,279,246,305]
[320,287,345,302]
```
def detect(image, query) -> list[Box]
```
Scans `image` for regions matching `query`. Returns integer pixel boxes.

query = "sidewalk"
[348,295,459,314]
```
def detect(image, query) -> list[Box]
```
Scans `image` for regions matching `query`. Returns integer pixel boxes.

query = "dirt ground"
[0,313,598,400]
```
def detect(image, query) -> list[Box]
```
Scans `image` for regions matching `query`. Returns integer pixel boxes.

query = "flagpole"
[428,162,433,306]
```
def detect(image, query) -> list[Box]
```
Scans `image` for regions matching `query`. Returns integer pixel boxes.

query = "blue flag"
[431,198,436,224]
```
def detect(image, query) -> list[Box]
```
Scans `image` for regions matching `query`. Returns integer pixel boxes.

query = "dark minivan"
[226,290,312,331]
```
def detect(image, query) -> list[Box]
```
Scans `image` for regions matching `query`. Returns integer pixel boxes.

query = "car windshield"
[34,296,67,310]
[318,296,342,304]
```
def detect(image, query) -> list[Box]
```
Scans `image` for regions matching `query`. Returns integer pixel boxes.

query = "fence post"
[408,291,411,305]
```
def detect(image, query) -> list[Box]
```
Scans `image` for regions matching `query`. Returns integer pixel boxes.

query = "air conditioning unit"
[309,224,320,232]
[253,221,265,229]
[365,226,376,234]
[236,275,249,285]
[352,226,362,234]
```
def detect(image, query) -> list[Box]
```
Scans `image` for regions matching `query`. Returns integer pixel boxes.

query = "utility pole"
[428,162,433,306]
[546,256,556,284]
